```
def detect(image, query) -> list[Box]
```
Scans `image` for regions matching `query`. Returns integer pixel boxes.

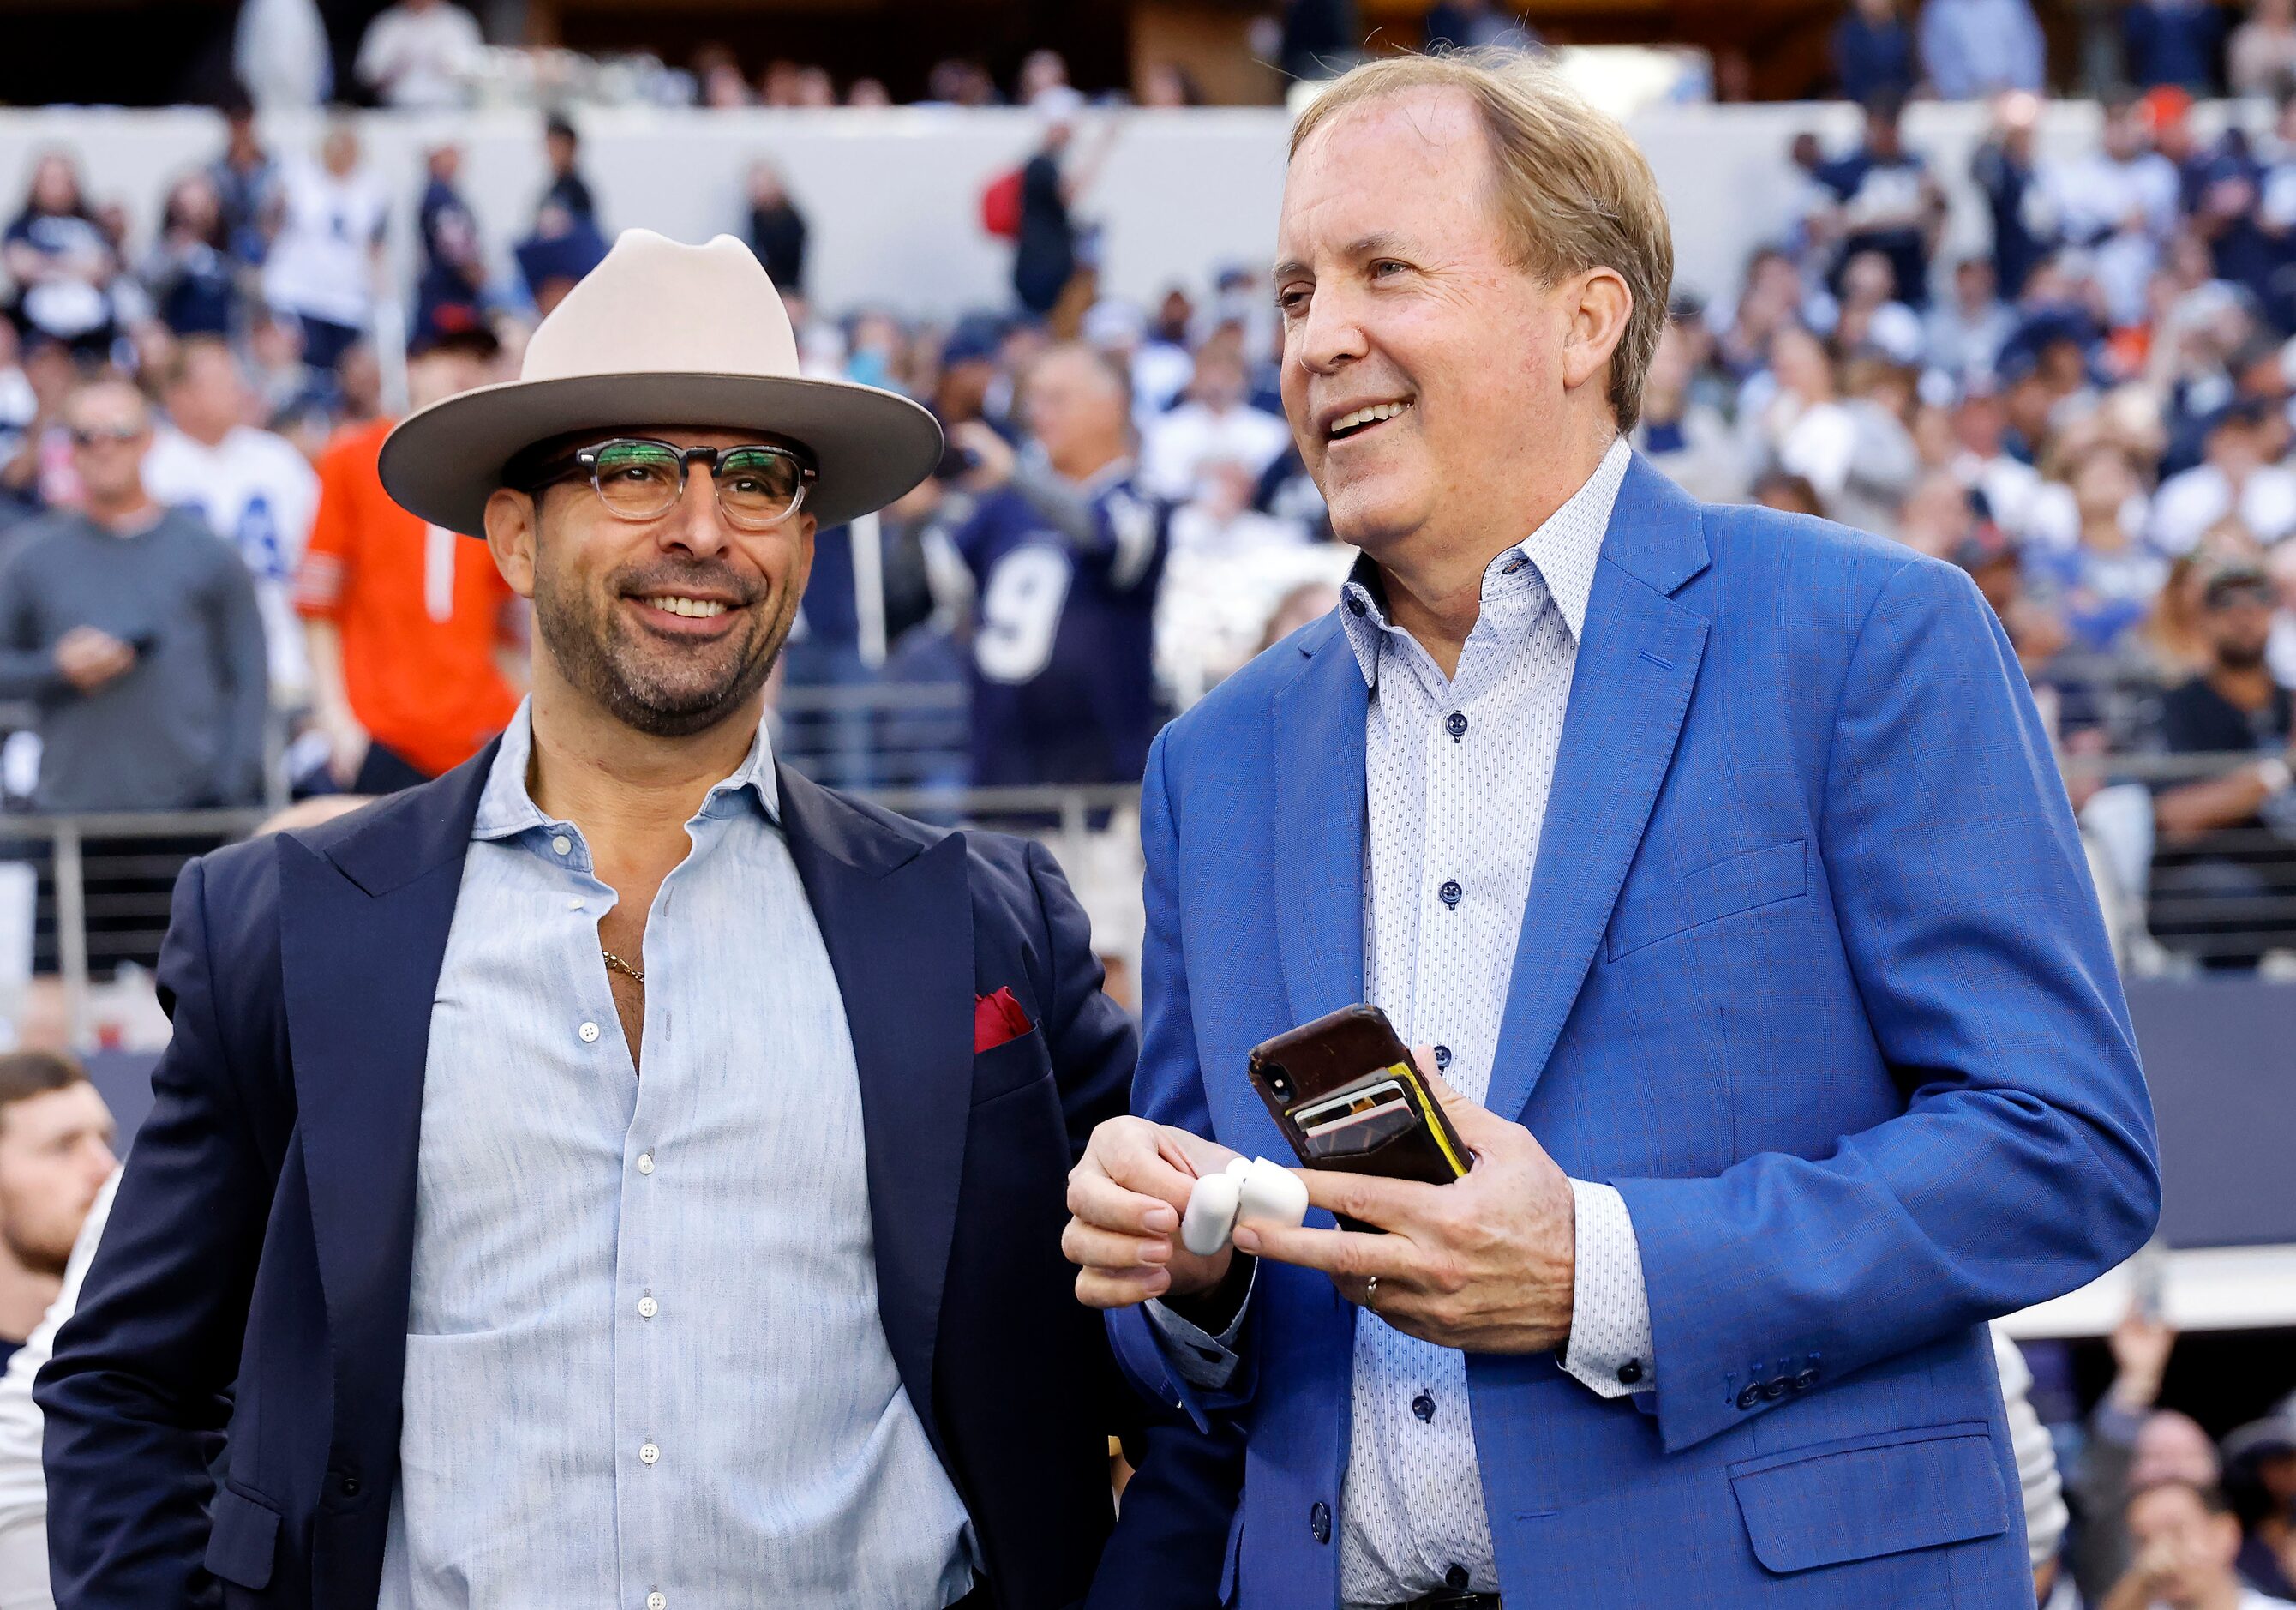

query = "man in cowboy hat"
[39,231,1170,1610]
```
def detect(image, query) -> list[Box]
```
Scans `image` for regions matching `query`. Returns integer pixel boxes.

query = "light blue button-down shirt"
[376,702,974,1610]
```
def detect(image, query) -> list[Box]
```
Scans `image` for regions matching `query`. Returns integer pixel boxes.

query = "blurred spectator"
[355,0,484,111]
[231,0,330,110]
[934,345,1169,788]
[3,153,117,363]
[1634,317,1746,504]
[692,43,752,109]
[1756,326,1921,532]
[1141,341,1291,502]
[2151,562,2296,968]
[297,332,520,794]
[0,375,267,814]
[1280,0,1362,80]
[414,144,487,347]
[142,336,321,705]
[2152,401,2296,552]
[261,124,386,374]
[1826,246,1927,361]
[1974,93,2049,297]
[1919,0,2047,99]
[1955,514,2071,672]
[1138,63,1203,108]
[2072,1307,2214,1601]
[2027,441,2167,652]
[1752,469,1826,514]
[208,95,280,271]
[2101,1481,2294,1610]
[2231,0,2296,98]
[0,1053,112,1370]
[1928,254,2019,379]
[2125,0,2227,93]
[1815,96,1948,309]
[517,117,608,320]
[1833,0,1917,104]
[2038,94,2183,330]
[747,161,809,295]
[848,77,893,109]
[539,115,597,229]
[1424,0,1538,52]
[138,173,237,339]
[1019,49,1077,111]
[2221,1418,2296,1598]
[1993,1327,2073,1607]
[0,1162,112,1610]
[1011,111,1114,322]
[923,58,998,108]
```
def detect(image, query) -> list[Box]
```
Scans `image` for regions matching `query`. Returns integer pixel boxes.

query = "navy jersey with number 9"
[950,466,1169,787]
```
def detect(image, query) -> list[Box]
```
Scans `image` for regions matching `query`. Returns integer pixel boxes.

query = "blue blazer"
[39,751,1159,1610]
[1101,458,2161,1607]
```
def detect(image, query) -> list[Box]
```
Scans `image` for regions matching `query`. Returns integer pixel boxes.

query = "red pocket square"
[974,987,1034,1053]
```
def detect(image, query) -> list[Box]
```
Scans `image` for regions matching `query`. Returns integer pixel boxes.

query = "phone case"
[1247,1005,1469,1215]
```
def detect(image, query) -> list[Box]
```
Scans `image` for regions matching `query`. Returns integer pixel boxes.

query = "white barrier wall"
[0,99,2247,324]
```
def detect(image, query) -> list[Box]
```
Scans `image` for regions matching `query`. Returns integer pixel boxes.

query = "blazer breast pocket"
[1606,838,1807,962]
[971,1024,1052,1107]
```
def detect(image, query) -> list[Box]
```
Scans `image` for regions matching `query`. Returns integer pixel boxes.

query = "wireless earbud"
[1179,1156,1310,1256]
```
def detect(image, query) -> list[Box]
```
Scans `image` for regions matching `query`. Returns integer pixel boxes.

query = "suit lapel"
[778,768,974,1460]
[278,747,494,1457]
[1485,458,1712,1120]
[1272,617,1370,1028]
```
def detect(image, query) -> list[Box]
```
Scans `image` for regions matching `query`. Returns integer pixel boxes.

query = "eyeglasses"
[69,424,142,449]
[516,436,816,530]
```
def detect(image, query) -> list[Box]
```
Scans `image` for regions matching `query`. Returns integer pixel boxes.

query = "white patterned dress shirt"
[375,702,975,1610]
[1150,435,1655,1605]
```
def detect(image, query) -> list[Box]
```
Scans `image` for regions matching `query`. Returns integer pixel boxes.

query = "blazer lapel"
[778,768,974,1461]
[1485,458,1712,1120]
[1273,616,1370,1028]
[278,747,494,1459]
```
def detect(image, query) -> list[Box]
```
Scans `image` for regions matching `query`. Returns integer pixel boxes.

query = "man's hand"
[1064,1117,1241,1308]
[2107,1300,2176,1412]
[952,421,1016,494]
[1231,1054,1577,1353]
[54,626,135,693]
[319,706,371,789]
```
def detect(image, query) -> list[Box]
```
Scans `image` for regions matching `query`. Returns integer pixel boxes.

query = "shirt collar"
[1338,435,1632,687]
[472,697,782,844]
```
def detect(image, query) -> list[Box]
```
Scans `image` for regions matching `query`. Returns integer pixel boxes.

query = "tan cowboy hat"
[379,229,944,536]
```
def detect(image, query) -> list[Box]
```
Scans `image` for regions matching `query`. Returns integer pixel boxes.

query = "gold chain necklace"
[601,948,645,985]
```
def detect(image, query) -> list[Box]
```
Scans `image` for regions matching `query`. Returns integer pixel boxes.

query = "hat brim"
[378,371,946,536]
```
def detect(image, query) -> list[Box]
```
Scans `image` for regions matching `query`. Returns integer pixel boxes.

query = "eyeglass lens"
[590,440,806,526]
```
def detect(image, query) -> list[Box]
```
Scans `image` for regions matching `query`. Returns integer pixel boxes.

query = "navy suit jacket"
[1100,458,2161,1607]
[39,751,1153,1609]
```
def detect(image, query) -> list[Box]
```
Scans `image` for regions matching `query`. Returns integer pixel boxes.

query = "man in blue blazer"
[39,232,1162,1609]
[1066,55,2159,1608]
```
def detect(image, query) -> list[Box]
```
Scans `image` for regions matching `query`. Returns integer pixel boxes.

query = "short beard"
[2216,640,2269,673]
[0,1212,71,1280]
[532,544,793,739]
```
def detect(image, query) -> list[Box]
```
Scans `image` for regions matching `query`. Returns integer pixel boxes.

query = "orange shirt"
[295,418,521,780]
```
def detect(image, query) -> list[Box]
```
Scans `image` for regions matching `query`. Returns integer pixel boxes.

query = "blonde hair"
[1290,50,1675,429]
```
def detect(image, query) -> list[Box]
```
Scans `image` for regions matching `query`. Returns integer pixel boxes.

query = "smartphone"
[1247,1005,1468,1229]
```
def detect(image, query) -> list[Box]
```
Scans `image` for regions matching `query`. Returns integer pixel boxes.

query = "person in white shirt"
[2032,97,2181,330]
[0,1168,114,1610]
[2101,1479,2296,1610]
[1140,343,1293,502]
[260,125,388,374]
[2149,401,2296,555]
[354,0,483,110]
[142,336,322,704]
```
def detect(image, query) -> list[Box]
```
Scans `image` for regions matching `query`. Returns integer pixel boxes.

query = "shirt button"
[1445,710,1468,740]
[1447,1565,1472,1591]
[1412,1391,1436,1422]
[638,1441,659,1465]
[647,1595,666,1610]
[1345,594,1367,617]
[550,833,572,856]
[1433,1044,1452,1069]
[637,1152,655,1174]
[578,1021,601,1043]
[1439,879,1463,908]
[1617,1358,1644,1386]
[638,1294,658,1319]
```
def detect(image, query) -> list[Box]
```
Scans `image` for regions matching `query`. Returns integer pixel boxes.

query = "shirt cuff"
[1145,1261,1257,1391]
[1561,1179,1656,1398]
